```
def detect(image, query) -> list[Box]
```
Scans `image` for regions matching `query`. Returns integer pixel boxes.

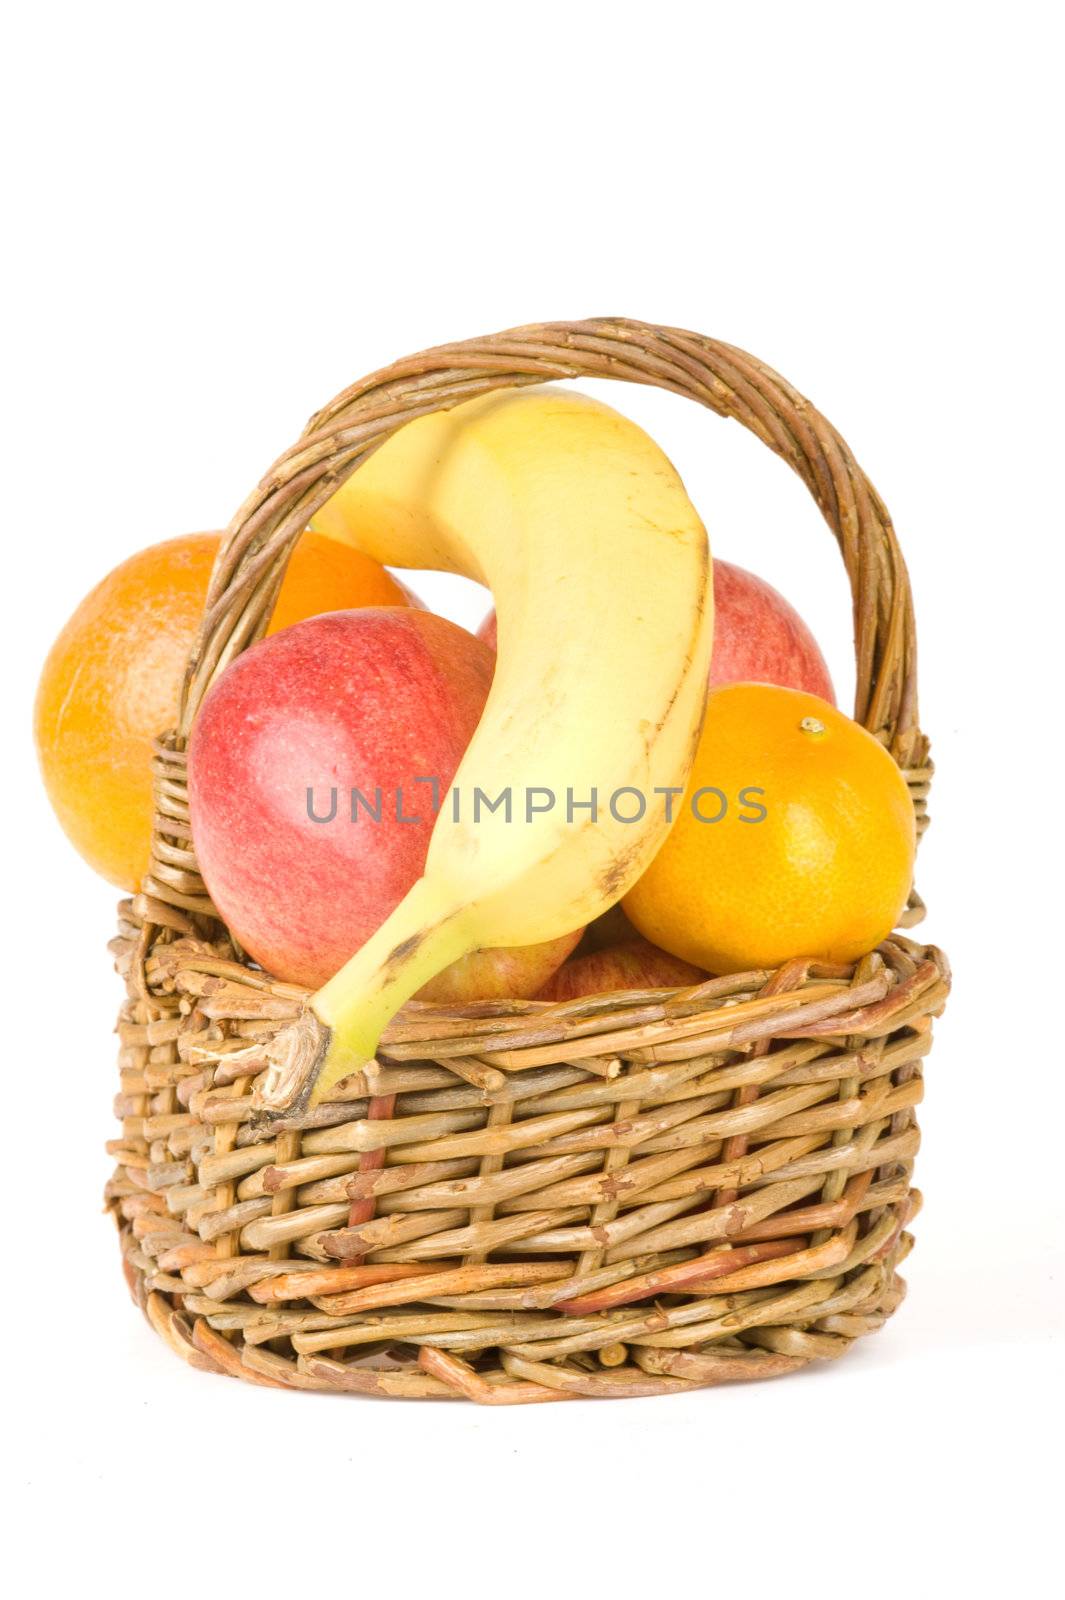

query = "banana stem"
[254,876,473,1115]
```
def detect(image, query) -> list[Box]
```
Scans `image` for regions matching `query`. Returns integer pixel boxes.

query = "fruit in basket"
[708,559,834,700]
[254,387,713,1111]
[476,556,834,702]
[34,531,417,891]
[187,608,582,996]
[538,937,707,1002]
[623,683,915,973]
[417,936,582,1004]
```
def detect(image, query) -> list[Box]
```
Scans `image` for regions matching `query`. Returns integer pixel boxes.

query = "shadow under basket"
[107,319,950,1402]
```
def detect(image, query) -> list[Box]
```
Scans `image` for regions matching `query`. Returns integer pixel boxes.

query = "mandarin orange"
[34,530,418,890]
[623,684,916,973]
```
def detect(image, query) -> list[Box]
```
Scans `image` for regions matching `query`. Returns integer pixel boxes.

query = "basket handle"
[146,319,931,920]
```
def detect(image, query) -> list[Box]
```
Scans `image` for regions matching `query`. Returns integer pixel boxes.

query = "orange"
[35,530,419,891]
[623,683,916,973]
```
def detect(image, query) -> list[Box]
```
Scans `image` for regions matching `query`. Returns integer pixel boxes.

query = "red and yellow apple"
[187,608,580,997]
[538,937,707,1001]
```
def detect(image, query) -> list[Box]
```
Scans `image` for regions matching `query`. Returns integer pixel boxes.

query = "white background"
[3,4,1061,1595]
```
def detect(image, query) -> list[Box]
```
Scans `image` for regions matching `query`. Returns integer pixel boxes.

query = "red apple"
[188,608,580,996]
[418,934,582,1004]
[537,937,707,1002]
[477,557,834,702]
[708,560,834,699]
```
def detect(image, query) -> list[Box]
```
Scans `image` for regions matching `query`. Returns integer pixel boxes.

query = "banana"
[255,387,712,1113]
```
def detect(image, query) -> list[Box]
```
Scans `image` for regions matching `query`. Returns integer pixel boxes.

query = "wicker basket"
[107,318,950,1401]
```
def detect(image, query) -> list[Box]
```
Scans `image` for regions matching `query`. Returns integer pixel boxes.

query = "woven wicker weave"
[107,319,949,1401]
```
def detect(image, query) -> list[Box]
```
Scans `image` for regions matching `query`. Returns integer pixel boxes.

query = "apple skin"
[537,937,707,1002]
[478,557,834,703]
[187,607,579,996]
[708,560,834,700]
[419,930,583,1004]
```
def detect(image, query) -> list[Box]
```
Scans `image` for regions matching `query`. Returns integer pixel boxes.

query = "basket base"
[117,1221,912,1402]
[108,910,944,1404]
